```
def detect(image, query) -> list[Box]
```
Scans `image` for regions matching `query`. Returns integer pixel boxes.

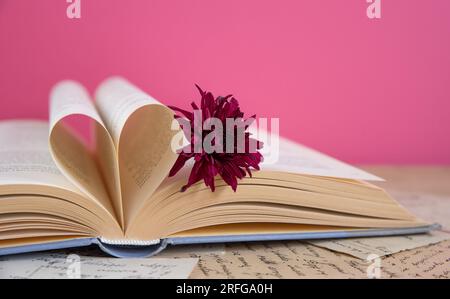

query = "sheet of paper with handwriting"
[166,241,372,279]
[380,239,450,279]
[308,231,450,260]
[166,240,450,279]
[0,252,198,279]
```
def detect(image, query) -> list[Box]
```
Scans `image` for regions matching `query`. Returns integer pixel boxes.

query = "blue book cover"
[0,224,440,258]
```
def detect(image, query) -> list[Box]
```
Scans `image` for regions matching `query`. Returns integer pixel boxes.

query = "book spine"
[96,238,168,258]
[99,237,160,246]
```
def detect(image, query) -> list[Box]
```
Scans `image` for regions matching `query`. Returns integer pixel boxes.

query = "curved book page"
[49,81,122,225]
[0,120,123,240]
[95,77,180,230]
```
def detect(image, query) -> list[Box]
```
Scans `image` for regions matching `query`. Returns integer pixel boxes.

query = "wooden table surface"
[363,166,450,198]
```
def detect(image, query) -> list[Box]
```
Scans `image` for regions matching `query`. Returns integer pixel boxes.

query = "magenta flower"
[169,85,263,192]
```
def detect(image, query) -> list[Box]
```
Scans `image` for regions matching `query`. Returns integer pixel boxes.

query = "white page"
[49,81,104,129]
[95,77,179,226]
[255,130,383,181]
[0,253,198,279]
[0,120,82,193]
[95,76,165,145]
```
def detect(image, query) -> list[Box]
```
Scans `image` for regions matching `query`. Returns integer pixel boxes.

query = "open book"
[0,77,437,258]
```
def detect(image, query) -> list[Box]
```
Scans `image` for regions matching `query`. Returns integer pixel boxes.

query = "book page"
[49,81,120,222]
[95,77,180,229]
[0,120,82,193]
[256,131,383,181]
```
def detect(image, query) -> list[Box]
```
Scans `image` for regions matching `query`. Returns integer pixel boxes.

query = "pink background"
[0,0,449,164]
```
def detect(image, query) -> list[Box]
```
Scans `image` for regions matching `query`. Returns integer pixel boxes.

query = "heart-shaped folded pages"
[49,77,180,231]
